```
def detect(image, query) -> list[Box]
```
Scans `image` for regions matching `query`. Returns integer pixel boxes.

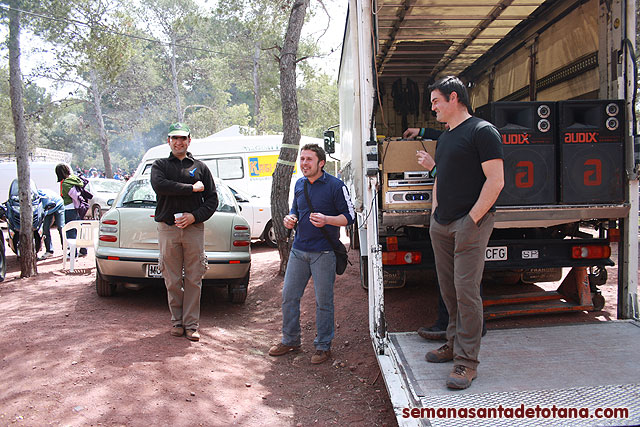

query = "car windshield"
[119,178,237,213]
[91,179,125,193]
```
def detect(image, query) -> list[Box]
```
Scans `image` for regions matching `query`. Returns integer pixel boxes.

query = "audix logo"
[502,134,529,144]
[564,132,598,143]
[189,167,197,177]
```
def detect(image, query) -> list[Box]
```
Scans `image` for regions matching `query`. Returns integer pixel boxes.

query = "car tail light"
[571,245,611,259]
[233,240,250,247]
[234,225,249,230]
[382,251,422,265]
[100,235,118,242]
[233,224,250,247]
[102,219,118,225]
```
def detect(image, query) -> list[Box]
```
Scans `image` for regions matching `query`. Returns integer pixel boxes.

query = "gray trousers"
[157,222,208,330]
[429,212,495,369]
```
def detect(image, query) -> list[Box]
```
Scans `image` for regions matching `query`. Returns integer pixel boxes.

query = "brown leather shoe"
[185,329,200,341]
[170,325,184,337]
[311,350,331,364]
[446,364,477,389]
[417,325,447,341]
[425,343,454,363]
[269,343,300,356]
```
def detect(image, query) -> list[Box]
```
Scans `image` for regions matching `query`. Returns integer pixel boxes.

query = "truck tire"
[359,255,368,290]
[96,268,116,297]
[229,270,250,304]
[349,221,360,250]
[592,293,605,311]
[263,222,277,248]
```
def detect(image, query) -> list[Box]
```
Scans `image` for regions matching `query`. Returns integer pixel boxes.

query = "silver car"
[86,178,125,219]
[95,177,251,303]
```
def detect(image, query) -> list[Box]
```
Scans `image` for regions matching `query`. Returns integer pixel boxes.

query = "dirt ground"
[0,231,625,426]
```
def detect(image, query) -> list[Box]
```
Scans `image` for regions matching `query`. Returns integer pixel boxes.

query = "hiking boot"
[417,325,447,341]
[311,350,331,364]
[268,343,300,356]
[425,343,454,363]
[170,325,184,337]
[446,364,477,389]
[185,329,200,341]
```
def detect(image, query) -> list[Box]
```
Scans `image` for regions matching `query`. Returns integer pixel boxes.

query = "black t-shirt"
[434,116,503,225]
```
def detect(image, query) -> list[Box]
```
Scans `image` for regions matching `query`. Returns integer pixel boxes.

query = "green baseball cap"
[168,122,190,137]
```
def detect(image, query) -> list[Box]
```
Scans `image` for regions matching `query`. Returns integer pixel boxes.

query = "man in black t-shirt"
[424,76,504,390]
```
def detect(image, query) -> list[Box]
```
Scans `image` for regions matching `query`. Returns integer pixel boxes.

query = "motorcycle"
[3,179,45,258]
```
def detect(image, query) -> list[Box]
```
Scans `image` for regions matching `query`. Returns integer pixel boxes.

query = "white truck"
[337,0,639,424]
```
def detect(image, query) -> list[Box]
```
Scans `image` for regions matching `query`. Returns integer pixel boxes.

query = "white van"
[135,135,322,246]
[0,162,59,201]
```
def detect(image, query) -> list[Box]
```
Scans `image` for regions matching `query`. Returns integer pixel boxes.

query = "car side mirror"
[323,130,335,154]
[107,199,114,206]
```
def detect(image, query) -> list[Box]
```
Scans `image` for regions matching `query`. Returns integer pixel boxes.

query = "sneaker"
[185,329,200,341]
[417,325,447,341]
[446,364,477,389]
[311,350,331,364]
[425,343,454,363]
[268,342,300,356]
[170,325,184,337]
[38,252,54,261]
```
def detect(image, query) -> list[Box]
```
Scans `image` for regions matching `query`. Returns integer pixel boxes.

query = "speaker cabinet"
[476,102,556,206]
[558,100,624,203]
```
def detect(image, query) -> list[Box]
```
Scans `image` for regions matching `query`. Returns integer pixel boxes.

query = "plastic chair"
[62,220,99,272]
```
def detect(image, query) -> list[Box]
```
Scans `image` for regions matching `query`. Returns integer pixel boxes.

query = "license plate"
[485,246,507,261]
[146,264,162,278]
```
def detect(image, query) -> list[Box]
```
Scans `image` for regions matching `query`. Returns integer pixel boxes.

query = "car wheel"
[92,205,101,220]
[96,267,116,297]
[229,270,249,304]
[264,222,277,248]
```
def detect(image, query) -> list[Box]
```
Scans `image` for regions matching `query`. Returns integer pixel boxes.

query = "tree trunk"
[252,42,262,133]
[89,69,113,178]
[270,0,308,276]
[170,38,183,122]
[8,4,37,277]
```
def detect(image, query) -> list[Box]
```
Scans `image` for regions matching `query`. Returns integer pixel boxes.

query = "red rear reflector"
[233,241,250,246]
[608,228,620,242]
[234,225,249,230]
[386,236,398,251]
[571,245,611,259]
[382,251,422,265]
[107,256,120,260]
[102,219,118,225]
[229,260,240,264]
[100,235,118,242]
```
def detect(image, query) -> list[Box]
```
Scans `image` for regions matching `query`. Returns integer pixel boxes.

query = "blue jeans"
[281,248,336,351]
[43,209,65,253]
[64,208,87,255]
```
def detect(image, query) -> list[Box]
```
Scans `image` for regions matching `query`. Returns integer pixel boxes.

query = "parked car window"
[91,179,124,193]
[118,178,238,214]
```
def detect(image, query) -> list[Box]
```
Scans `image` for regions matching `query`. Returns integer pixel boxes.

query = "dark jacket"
[150,152,218,225]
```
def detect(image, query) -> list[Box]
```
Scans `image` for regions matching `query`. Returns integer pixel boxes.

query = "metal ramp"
[388,321,640,426]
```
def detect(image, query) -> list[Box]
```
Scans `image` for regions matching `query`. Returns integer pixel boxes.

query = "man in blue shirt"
[269,144,355,364]
[37,188,65,260]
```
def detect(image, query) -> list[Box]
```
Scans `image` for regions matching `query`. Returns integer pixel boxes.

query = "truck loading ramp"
[388,321,640,426]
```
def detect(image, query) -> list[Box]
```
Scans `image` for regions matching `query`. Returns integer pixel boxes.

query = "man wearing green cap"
[151,122,218,342]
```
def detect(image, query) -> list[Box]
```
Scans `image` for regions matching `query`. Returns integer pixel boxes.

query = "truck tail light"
[571,245,611,259]
[382,251,422,265]
[386,236,398,251]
